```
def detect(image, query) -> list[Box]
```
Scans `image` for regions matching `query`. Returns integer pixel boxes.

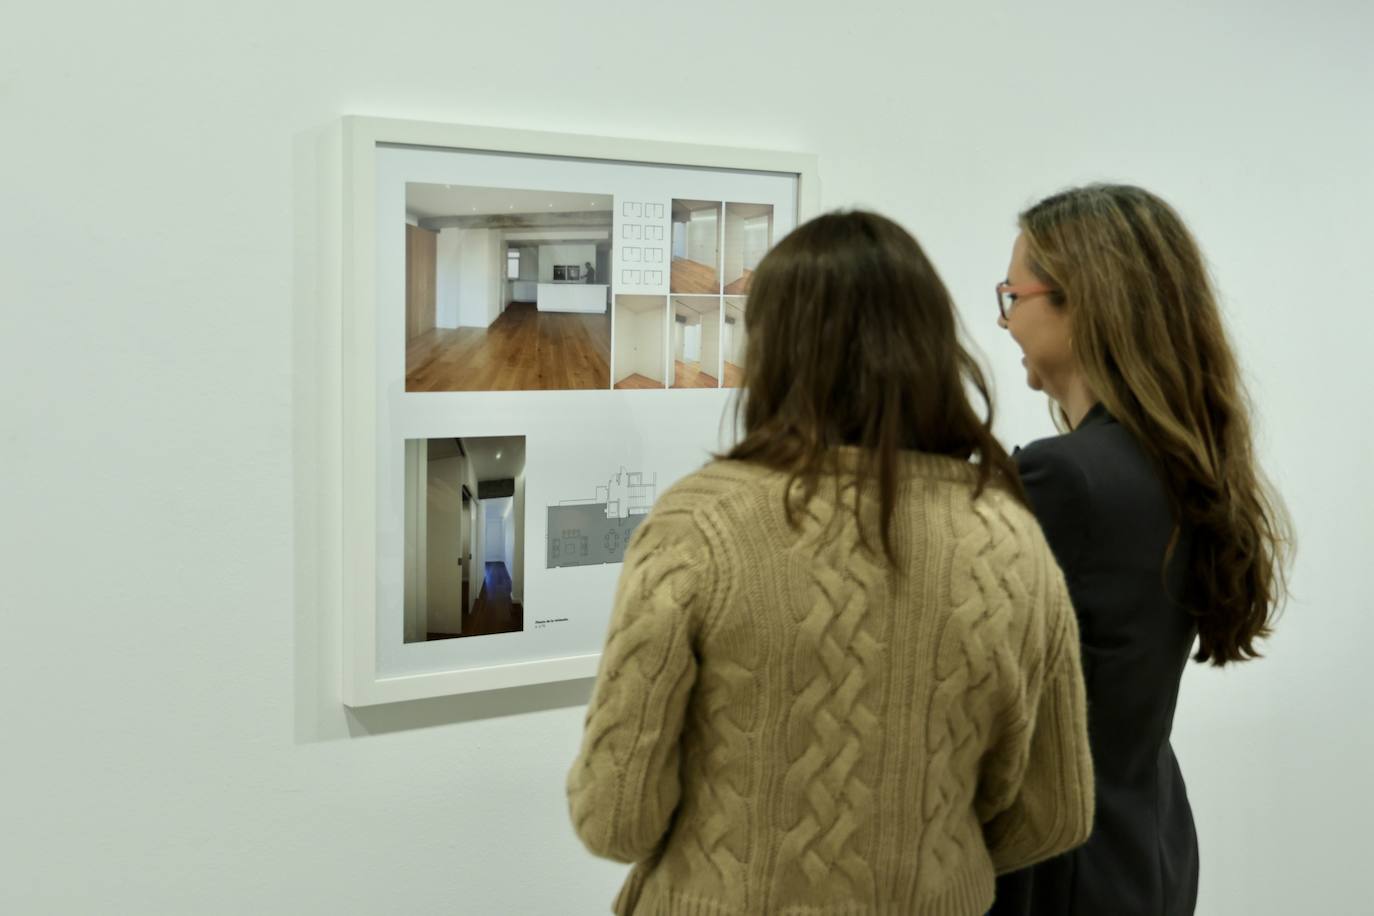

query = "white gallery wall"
[2,2,1370,915]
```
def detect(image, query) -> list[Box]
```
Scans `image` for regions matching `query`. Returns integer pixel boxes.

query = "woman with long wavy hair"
[990,184,1293,915]
[568,211,1094,914]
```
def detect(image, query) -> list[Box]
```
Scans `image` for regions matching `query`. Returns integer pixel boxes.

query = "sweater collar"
[827,446,981,486]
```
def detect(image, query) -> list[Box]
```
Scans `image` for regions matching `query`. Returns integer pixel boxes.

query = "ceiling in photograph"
[427,436,525,484]
[616,295,664,314]
[407,183,612,220]
[673,297,717,316]
[726,202,772,219]
[462,436,525,483]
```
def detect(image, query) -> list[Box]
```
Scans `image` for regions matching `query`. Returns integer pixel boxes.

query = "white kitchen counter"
[537,283,608,314]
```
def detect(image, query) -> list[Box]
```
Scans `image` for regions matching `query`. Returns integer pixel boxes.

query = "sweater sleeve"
[566,503,711,864]
[979,570,1095,874]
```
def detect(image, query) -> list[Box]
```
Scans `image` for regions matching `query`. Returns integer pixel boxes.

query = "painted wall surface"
[484,498,508,563]
[723,208,745,283]
[699,309,721,381]
[435,226,463,327]
[633,309,666,383]
[4,3,1371,915]
[512,467,526,604]
[402,440,427,643]
[743,214,770,270]
[724,309,747,366]
[686,208,718,268]
[457,228,501,328]
[426,456,465,634]
[614,300,667,385]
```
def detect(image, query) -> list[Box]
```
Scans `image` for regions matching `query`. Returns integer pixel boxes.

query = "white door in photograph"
[426,457,465,635]
[684,323,701,362]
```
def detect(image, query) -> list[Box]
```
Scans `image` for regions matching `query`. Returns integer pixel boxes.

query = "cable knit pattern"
[918,491,1032,883]
[568,453,1093,916]
[772,481,886,905]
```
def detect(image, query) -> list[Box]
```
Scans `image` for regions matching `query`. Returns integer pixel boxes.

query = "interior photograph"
[402,436,526,642]
[669,199,722,294]
[722,297,747,387]
[403,183,614,391]
[722,203,774,294]
[668,297,721,388]
[612,295,668,389]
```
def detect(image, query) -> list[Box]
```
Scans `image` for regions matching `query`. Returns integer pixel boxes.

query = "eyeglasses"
[996,281,1056,321]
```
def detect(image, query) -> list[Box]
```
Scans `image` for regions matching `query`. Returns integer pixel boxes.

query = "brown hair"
[1019,184,1293,665]
[725,210,1024,565]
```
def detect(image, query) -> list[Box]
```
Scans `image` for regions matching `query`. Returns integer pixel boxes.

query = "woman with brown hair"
[568,211,1094,914]
[990,184,1292,915]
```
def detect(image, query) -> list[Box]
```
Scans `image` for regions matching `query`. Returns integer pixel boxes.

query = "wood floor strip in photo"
[670,258,720,295]
[405,302,611,391]
[672,360,719,388]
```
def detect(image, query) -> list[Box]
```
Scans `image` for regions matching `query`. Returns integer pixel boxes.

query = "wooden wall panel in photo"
[406,224,437,341]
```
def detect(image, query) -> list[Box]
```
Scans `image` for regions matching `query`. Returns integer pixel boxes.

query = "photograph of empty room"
[612,296,668,389]
[669,297,721,388]
[722,297,747,387]
[403,183,614,391]
[723,203,774,295]
[669,199,722,294]
[403,436,526,643]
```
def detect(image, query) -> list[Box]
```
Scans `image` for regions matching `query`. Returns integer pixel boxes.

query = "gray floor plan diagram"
[547,467,657,568]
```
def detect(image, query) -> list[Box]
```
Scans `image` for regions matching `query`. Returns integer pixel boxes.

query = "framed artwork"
[319,116,819,705]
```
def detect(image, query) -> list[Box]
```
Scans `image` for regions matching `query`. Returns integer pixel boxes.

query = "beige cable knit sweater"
[567,453,1093,915]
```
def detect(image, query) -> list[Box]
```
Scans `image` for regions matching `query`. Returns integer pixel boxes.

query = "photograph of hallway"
[669,297,720,388]
[403,436,526,643]
[670,199,722,294]
[403,183,613,391]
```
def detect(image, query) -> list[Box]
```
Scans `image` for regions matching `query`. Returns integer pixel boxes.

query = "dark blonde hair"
[725,210,1024,565]
[1019,184,1292,665]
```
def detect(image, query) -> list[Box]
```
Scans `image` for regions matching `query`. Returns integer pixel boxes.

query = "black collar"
[1074,402,1112,430]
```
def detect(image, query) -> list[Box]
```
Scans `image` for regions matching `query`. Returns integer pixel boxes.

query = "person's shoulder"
[654,459,780,516]
[1015,430,1095,505]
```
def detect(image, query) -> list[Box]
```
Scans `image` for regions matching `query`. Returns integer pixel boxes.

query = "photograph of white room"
[723,203,774,295]
[722,297,748,387]
[612,295,668,389]
[403,183,614,391]
[669,199,722,294]
[403,436,526,643]
[668,297,721,388]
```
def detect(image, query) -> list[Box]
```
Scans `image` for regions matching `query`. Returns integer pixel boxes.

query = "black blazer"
[990,404,1200,916]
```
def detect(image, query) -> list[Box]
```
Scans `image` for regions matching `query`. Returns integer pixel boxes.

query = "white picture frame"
[319,116,819,706]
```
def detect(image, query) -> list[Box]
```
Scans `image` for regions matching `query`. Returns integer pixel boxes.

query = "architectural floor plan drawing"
[547,467,657,568]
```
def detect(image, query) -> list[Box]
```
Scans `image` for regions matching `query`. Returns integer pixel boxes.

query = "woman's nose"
[997,315,1009,330]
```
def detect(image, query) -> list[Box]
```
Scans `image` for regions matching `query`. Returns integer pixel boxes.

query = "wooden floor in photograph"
[406,302,610,391]
[672,360,718,388]
[723,361,744,387]
[615,373,664,390]
[671,258,720,294]
[428,562,522,640]
[723,270,753,295]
